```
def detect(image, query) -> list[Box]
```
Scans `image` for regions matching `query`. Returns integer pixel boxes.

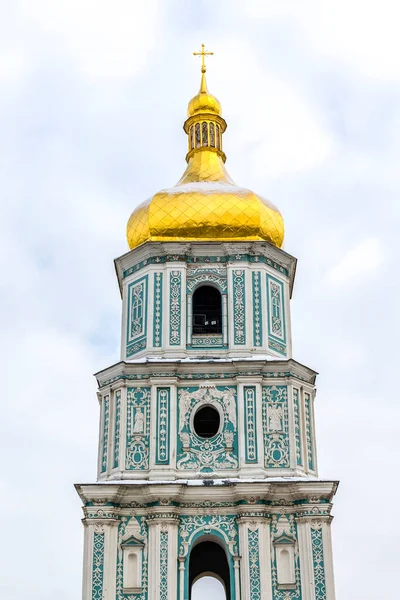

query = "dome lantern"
[126,46,285,251]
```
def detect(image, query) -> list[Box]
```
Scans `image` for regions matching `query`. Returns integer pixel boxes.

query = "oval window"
[193,406,220,438]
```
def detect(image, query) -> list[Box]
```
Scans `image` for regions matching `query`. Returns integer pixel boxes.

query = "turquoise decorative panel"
[271,515,302,600]
[244,386,258,463]
[116,516,148,600]
[262,386,290,468]
[153,272,163,347]
[169,271,182,346]
[311,527,327,599]
[293,388,303,467]
[113,391,121,469]
[191,335,224,348]
[101,395,110,473]
[177,386,238,471]
[92,531,105,600]
[125,387,151,470]
[232,269,246,345]
[304,393,314,471]
[266,274,286,355]
[178,514,238,600]
[126,275,148,357]
[159,530,168,600]
[252,271,263,346]
[156,387,170,464]
[248,527,261,600]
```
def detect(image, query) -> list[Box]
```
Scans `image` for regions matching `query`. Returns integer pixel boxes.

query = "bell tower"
[76,47,338,600]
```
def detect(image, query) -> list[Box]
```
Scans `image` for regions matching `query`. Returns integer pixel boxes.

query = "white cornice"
[75,479,338,505]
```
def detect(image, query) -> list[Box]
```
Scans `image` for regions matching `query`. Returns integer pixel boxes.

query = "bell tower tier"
[76,47,338,600]
[117,241,295,361]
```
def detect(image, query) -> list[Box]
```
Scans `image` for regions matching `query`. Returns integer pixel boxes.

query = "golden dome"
[187,72,222,117]
[126,47,284,251]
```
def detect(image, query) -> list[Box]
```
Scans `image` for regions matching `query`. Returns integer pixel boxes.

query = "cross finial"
[193,44,214,74]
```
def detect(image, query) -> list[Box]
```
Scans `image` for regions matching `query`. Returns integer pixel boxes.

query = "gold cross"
[193,44,214,73]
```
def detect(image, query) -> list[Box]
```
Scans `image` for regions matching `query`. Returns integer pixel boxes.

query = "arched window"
[202,122,208,146]
[192,285,222,334]
[210,122,215,147]
[195,123,201,148]
[189,541,229,600]
[216,125,220,149]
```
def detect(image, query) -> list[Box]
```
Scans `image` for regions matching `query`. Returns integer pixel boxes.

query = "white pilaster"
[103,520,119,600]
[238,515,272,600]
[259,517,273,600]
[297,520,316,600]
[81,521,94,600]
[322,520,336,600]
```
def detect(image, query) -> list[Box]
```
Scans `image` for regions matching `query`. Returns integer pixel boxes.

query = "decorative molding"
[92,531,105,600]
[101,395,110,473]
[311,526,327,599]
[99,371,310,388]
[248,527,261,600]
[252,271,263,347]
[153,272,163,347]
[126,337,147,357]
[177,386,238,471]
[178,513,238,558]
[122,254,289,280]
[190,335,225,348]
[232,270,246,345]
[113,390,121,469]
[169,271,182,346]
[156,387,170,464]
[186,267,227,293]
[305,392,314,471]
[262,386,290,469]
[159,530,169,600]
[266,274,286,356]
[125,387,151,471]
[126,275,148,356]
[293,388,302,467]
[244,386,258,463]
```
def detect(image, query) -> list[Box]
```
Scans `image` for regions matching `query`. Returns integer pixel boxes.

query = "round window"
[193,405,220,438]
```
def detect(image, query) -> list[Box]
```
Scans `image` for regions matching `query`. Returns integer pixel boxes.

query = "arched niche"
[188,538,231,600]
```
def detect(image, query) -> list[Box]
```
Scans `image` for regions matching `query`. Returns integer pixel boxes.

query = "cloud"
[325,237,384,286]
[1,0,162,83]
[241,0,400,81]
[209,38,335,179]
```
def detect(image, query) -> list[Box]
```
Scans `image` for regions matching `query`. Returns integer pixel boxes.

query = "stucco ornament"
[177,386,238,471]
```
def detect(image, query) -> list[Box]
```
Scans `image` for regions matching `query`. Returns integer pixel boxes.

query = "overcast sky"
[1,1,399,599]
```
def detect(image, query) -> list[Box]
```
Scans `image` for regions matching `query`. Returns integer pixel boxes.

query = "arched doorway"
[189,540,230,600]
[192,285,222,335]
